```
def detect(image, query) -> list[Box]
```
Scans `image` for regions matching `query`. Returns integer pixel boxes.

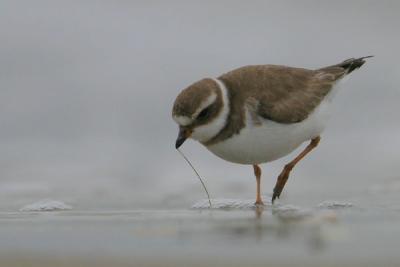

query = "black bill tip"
[175,127,189,149]
[175,135,187,149]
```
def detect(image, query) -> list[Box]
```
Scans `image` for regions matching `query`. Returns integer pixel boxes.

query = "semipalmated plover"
[172,56,372,205]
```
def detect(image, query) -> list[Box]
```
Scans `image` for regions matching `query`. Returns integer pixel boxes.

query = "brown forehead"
[172,78,219,117]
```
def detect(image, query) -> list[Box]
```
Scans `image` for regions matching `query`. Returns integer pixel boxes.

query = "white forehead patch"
[173,115,192,126]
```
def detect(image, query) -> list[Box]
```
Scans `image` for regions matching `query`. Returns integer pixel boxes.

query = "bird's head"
[172,78,229,148]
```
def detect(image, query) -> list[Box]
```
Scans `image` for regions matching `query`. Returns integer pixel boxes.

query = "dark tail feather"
[335,55,374,74]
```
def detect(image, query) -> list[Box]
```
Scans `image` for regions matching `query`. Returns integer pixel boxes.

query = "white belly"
[206,98,333,165]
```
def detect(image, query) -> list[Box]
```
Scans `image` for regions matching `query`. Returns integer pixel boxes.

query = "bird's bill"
[175,127,191,149]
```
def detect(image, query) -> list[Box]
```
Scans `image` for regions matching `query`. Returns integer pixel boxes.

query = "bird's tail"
[330,56,374,74]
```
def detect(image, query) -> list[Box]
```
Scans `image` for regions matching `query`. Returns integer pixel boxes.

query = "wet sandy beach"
[1,197,400,267]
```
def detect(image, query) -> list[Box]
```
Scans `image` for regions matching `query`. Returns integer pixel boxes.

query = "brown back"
[204,64,345,145]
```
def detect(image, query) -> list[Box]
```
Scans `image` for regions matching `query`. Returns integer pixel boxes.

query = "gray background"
[0,0,399,210]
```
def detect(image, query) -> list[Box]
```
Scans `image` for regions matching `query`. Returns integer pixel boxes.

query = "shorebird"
[172,56,372,205]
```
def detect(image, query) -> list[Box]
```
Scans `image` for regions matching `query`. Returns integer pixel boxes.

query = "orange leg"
[253,164,264,205]
[272,136,321,203]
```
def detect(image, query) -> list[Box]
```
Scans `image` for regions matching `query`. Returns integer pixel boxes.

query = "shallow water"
[1,196,400,267]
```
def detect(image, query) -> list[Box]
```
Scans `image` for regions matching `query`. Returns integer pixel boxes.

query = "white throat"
[191,78,230,143]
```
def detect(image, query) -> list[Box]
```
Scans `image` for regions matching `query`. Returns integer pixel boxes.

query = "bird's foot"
[254,199,264,206]
[271,191,279,204]
[271,167,291,204]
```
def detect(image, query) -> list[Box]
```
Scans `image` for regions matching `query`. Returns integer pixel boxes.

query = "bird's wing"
[219,64,346,124]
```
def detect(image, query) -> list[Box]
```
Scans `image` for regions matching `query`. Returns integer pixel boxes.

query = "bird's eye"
[197,107,211,120]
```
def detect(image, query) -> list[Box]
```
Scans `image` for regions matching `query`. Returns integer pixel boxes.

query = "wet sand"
[1,198,400,267]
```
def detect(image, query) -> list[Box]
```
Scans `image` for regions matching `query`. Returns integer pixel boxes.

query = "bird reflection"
[202,203,331,252]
